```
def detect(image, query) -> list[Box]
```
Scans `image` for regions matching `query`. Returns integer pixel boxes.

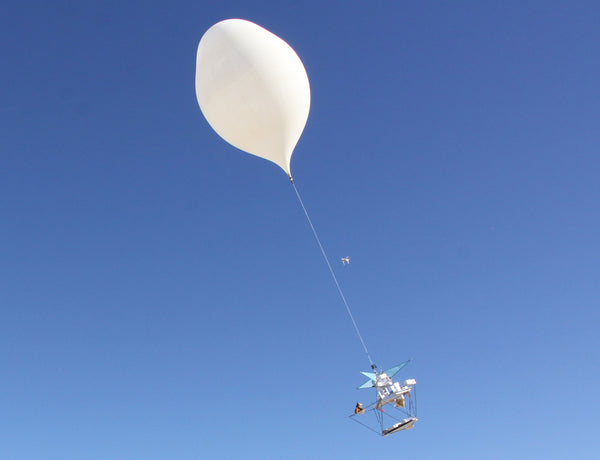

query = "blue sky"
[1,1,599,458]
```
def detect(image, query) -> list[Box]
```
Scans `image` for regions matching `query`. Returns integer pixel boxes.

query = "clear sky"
[1,1,599,458]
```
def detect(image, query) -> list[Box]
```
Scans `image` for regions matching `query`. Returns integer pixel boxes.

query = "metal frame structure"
[349,364,418,437]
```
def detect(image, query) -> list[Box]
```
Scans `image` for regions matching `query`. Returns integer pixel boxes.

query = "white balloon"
[195,19,311,177]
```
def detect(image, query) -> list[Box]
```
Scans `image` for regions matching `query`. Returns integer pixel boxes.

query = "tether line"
[291,178,374,366]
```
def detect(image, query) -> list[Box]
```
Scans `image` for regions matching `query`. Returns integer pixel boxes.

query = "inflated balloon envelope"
[195,19,311,178]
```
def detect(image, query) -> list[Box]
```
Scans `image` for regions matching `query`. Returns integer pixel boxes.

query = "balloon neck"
[289,174,294,183]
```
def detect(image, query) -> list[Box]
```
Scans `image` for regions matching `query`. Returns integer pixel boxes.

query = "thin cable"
[290,178,374,366]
